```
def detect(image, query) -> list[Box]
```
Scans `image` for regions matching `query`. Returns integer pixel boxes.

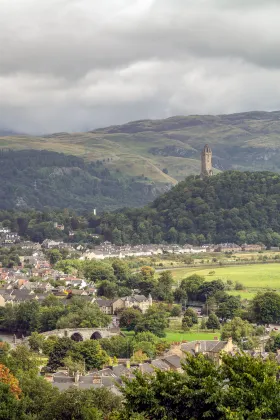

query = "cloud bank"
[1,0,280,133]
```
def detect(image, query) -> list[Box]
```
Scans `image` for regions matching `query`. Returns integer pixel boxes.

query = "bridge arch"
[90,331,102,340]
[71,332,83,342]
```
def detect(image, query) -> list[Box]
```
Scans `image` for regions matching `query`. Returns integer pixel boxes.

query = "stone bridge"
[41,327,121,342]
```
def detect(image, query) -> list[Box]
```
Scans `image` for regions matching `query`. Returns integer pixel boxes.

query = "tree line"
[1,343,280,419]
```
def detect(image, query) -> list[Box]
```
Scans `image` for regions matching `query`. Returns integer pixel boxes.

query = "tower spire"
[200,144,213,178]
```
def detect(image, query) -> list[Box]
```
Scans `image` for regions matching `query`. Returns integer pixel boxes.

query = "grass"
[169,263,280,299]
[121,329,220,343]
[164,331,220,343]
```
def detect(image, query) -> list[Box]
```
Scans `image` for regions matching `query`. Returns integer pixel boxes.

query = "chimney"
[92,375,102,384]
[227,337,233,351]
[194,342,201,354]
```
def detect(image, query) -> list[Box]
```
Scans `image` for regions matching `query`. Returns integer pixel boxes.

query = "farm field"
[168,263,280,299]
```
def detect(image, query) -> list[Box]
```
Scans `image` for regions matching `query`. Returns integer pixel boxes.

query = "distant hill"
[3,111,280,187]
[96,171,280,247]
[0,150,169,211]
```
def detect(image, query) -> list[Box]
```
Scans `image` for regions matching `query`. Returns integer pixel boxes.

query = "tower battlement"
[201,144,213,178]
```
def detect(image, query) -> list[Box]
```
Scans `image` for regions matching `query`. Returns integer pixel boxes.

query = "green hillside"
[0,150,169,211]
[2,111,280,185]
[96,171,280,247]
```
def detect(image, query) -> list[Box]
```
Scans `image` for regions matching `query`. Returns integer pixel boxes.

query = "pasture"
[168,263,280,299]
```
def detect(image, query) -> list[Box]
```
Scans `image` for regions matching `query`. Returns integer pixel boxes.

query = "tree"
[170,305,181,317]
[17,371,59,418]
[135,307,168,337]
[121,353,221,419]
[83,261,116,282]
[46,249,62,265]
[28,332,45,352]
[206,313,220,331]
[250,292,280,324]
[0,364,21,399]
[97,280,118,299]
[140,266,155,280]
[265,332,280,353]
[8,345,39,375]
[119,308,143,331]
[40,387,121,420]
[112,260,130,283]
[153,271,173,302]
[182,316,193,331]
[70,340,109,371]
[47,338,75,371]
[215,295,241,321]
[184,308,198,324]
[120,352,280,419]
[0,382,22,420]
[99,336,133,358]
[221,317,254,347]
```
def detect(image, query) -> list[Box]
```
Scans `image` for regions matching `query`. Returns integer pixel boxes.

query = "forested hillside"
[0,150,168,211]
[96,171,280,246]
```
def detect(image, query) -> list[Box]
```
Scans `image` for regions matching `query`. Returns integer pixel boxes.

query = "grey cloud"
[1,0,280,133]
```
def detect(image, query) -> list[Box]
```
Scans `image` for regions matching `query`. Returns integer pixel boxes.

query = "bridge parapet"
[41,327,121,341]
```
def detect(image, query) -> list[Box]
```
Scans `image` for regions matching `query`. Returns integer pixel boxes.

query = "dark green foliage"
[206,313,220,330]
[135,307,168,337]
[121,353,280,419]
[119,308,143,331]
[215,295,242,321]
[40,387,122,420]
[0,382,22,420]
[0,149,157,212]
[153,271,173,302]
[47,338,76,371]
[250,292,280,324]
[0,297,110,335]
[96,171,280,246]
[70,340,109,371]
[265,333,280,352]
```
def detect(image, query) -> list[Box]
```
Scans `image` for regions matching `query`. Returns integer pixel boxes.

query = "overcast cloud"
[1,0,280,133]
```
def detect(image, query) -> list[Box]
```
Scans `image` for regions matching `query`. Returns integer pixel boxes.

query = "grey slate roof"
[182,340,228,354]
[162,355,182,369]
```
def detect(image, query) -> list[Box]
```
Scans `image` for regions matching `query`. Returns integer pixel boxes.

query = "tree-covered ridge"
[0,149,165,212]
[97,171,280,246]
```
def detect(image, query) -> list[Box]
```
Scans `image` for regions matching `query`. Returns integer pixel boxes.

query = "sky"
[1,0,280,134]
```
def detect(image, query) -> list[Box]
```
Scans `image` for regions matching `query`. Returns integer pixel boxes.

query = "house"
[181,338,234,364]
[112,294,152,314]
[161,355,183,372]
[95,299,114,314]
[95,294,153,315]
[214,243,242,252]
[241,243,265,252]
[42,239,63,249]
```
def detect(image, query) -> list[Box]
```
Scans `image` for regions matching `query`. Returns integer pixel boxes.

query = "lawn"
[122,329,220,343]
[169,263,280,299]
[164,331,220,343]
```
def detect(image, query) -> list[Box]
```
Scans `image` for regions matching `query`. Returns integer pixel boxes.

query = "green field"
[164,331,220,343]
[122,329,220,343]
[169,263,280,299]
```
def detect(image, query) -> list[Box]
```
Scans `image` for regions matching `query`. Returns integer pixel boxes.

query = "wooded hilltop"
[3,170,280,247]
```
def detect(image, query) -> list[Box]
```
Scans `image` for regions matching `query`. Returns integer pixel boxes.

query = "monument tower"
[201,144,213,178]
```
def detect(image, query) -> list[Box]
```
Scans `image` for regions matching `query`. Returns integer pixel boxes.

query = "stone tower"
[201,144,213,178]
